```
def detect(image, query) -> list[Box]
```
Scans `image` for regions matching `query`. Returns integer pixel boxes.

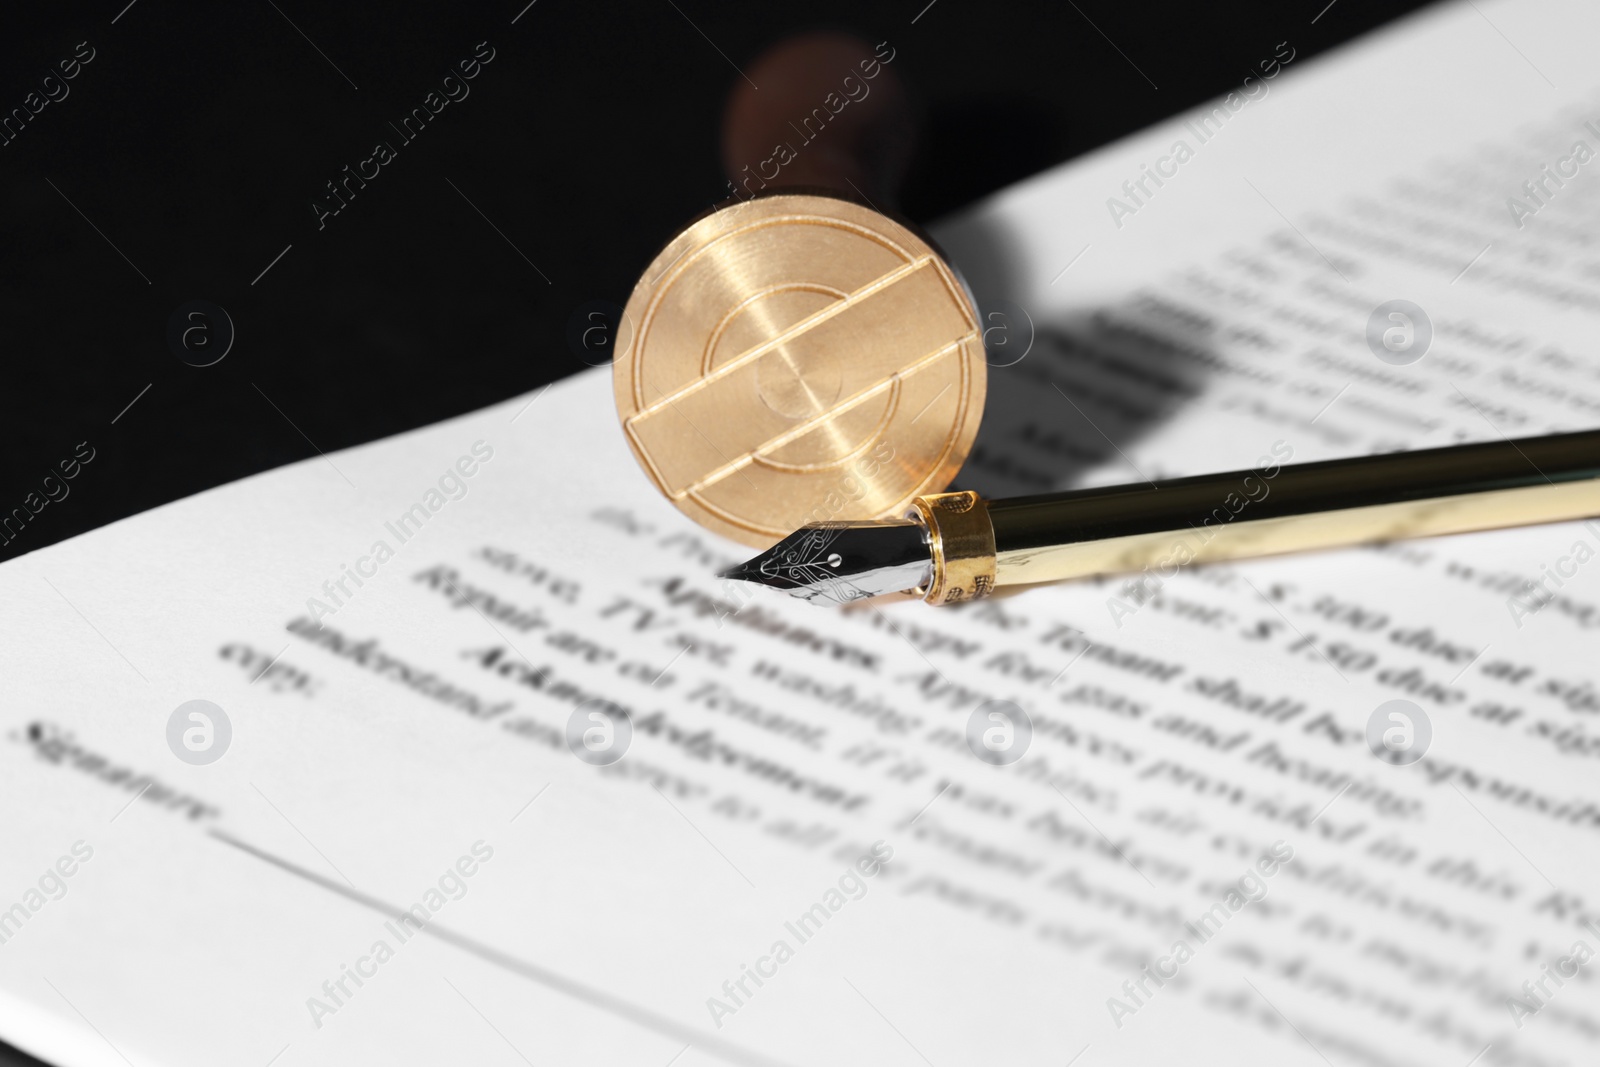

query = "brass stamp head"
[614,192,986,547]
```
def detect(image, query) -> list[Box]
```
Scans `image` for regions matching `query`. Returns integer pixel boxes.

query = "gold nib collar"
[910,491,996,605]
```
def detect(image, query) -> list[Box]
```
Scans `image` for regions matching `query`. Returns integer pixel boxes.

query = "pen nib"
[718,520,931,604]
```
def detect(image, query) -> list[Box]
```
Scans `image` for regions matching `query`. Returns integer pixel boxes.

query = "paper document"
[4,1,1600,1064]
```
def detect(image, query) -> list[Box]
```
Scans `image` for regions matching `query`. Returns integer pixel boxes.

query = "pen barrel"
[983,429,1600,588]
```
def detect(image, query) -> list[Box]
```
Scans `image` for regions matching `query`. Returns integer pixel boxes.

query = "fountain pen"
[719,429,1600,606]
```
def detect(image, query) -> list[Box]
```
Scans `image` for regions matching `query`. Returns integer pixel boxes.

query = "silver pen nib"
[718,520,932,604]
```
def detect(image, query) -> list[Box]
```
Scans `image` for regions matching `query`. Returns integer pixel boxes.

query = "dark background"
[0,0,1433,573]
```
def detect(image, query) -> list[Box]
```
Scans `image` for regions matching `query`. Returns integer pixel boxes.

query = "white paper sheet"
[4,2,1600,1065]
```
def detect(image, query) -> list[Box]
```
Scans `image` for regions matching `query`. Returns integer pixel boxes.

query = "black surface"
[0,0,1437,569]
[0,0,1435,1058]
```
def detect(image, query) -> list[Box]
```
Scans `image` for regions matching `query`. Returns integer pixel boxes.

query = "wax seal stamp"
[614,193,986,547]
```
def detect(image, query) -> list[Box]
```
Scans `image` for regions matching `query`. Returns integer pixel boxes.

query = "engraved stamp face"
[615,194,987,546]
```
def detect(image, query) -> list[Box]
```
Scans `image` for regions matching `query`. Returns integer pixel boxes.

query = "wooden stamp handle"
[720,33,913,208]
